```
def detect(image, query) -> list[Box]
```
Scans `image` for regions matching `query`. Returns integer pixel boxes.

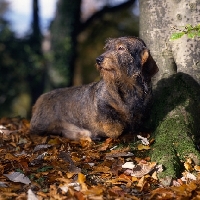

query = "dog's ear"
[141,49,159,78]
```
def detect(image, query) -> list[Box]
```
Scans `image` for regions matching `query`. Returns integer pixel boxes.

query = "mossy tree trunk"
[148,73,200,183]
[139,0,200,182]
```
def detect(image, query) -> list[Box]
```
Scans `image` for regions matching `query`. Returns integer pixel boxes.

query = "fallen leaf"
[33,144,51,152]
[150,188,175,199]
[98,138,113,151]
[4,172,31,184]
[137,176,145,188]
[137,144,151,150]
[184,158,194,172]
[74,191,85,200]
[194,165,200,171]
[118,173,132,181]
[48,137,62,145]
[5,153,18,161]
[156,164,163,173]
[106,152,134,159]
[83,186,104,195]
[78,173,86,184]
[108,186,126,197]
[93,165,110,173]
[0,181,8,187]
[137,135,149,145]
[182,171,197,181]
[132,176,138,182]
[68,182,81,191]
[122,162,135,169]
[80,138,92,148]
[128,162,156,178]
[27,189,38,200]
[59,185,68,193]
[151,171,158,180]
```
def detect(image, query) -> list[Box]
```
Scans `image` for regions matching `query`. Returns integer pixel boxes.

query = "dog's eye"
[118,46,125,51]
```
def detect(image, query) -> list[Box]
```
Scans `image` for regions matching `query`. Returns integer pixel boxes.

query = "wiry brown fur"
[30,36,158,140]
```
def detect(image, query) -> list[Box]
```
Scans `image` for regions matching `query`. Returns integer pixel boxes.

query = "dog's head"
[96,36,158,84]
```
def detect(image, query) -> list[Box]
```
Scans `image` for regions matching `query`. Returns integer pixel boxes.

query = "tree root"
[148,73,200,184]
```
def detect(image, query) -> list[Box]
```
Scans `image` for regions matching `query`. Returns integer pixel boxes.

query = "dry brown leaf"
[48,137,62,145]
[107,177,132,186]
[108,186,126,197]
[106,152,134,159]
[98,138,113,151]
[80,138,92,148]
[83,186,104,195]
[118,173,132,181]
[56,177,71,184]
[150,188,175,199]
[137,144,151,150]
[149,138,155,145]
[66,172,76,179]
[151,171,158,180]
[78,173,86,184]
[194,165,200,171]
[184,158,194,171]
[74,191,85,200]
[5,153,18,161]
[37,191,48,198]
[132,176,138,182]
[128,162,156,178]
[0,192,18,198]
[93,165,110,173]
[137,176,146,190]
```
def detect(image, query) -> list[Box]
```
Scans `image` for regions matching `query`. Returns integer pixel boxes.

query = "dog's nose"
[96,56,104,65]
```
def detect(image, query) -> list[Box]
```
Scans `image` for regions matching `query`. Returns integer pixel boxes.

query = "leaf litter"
[0,117,200,199]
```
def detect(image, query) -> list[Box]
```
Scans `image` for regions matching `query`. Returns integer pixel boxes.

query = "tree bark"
[149,73,200,184]
[139,0,200,85]
[139,0,200,183]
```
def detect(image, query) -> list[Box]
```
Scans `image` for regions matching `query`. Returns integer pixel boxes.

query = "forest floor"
[0,117,200,199]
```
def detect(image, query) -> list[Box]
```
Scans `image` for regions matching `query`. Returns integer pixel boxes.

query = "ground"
[1,113,200,199]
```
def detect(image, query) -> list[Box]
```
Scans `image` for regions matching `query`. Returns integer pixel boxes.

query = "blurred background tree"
[0,0,138,118]
[0,0,29,117]
[50,0,138,87]
[0,0,46,117]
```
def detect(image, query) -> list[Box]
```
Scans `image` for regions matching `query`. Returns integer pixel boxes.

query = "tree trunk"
[139,0,200,184]
[149,73,200,184]
[28,0,45,113]
[51,0,81,87]
[31,0,42,54]
[139,0,200,85]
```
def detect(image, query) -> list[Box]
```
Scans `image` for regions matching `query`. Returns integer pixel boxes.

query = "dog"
[30,36,158,140]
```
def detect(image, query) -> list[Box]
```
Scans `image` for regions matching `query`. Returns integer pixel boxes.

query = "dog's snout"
[96,56,104,65]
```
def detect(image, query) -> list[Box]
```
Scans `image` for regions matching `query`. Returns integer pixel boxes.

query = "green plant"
[170,24,200,40]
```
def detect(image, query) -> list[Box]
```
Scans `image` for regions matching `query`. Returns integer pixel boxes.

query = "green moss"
[148,73,200,179]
